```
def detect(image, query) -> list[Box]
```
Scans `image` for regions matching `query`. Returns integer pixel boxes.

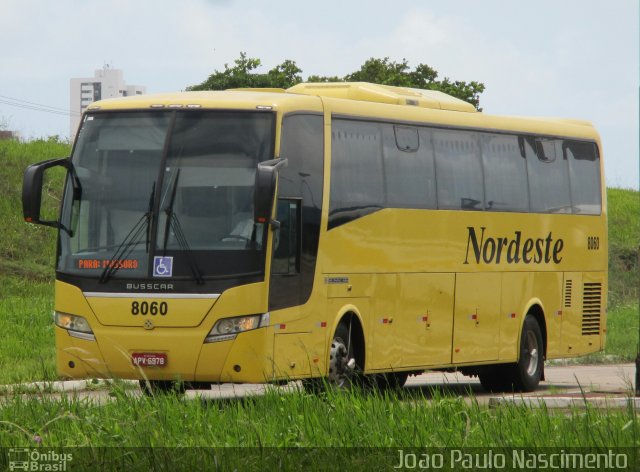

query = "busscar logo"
[464,226,564,265]
[126,283,174,291]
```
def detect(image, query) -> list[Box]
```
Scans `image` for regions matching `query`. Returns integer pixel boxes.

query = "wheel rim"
[525,330,539,377]
[328,337,350,387]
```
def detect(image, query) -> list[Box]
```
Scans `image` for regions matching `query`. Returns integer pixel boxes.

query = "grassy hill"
[0,138,638,303]
[608,188,639,307]
[0,138,69,297]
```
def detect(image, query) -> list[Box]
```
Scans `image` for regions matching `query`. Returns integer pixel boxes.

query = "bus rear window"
[565,141,601,215]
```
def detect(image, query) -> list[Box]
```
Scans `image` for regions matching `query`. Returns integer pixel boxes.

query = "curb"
[1,379,137,394]
[489,396,640,409]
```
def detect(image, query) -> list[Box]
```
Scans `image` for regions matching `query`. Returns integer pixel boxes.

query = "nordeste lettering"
[464,226,563,265]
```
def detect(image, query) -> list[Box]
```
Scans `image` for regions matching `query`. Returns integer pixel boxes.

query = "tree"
[188,53,485,110]
[187,52,302,91]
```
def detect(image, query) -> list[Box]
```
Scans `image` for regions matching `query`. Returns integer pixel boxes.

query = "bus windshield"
[58,110,275,281]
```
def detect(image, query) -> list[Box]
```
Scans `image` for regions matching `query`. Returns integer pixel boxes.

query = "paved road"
[6,363,637,407]
[406,362,635,395]
[404,363,638,407]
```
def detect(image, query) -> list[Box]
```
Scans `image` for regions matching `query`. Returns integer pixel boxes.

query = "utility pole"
[636,243,640,396]
[636,87,640,397]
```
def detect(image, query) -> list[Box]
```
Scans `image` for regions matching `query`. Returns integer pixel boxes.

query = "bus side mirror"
[22,158,69,228]
[254,158,288,225]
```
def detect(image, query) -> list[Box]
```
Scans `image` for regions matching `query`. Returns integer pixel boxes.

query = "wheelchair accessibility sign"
[153,256,173,277]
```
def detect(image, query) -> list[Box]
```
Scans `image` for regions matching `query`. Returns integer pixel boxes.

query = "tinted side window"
[329,120,384,226]
[383,125,436,208]
[271,113,324,310]
[565,141,601,215]
[279,114,324,201]
[480,133,529,212]
[525,137,571,213]
[434,130,484,210]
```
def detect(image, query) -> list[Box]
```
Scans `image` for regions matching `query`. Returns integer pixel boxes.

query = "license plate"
[132,353,167,367]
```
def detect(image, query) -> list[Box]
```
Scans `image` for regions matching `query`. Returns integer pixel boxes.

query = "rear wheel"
[512,315,544,392]
[478,315,544,393]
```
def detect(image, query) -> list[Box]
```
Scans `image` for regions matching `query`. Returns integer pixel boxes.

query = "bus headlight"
[54,312,95,341]
[204,314,268,343]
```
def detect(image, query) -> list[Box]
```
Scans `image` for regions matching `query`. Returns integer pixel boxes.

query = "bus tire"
[328,322,360,388]
[511,315,544,392]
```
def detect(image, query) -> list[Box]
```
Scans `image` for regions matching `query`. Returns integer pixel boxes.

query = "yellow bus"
[23,82,606,393]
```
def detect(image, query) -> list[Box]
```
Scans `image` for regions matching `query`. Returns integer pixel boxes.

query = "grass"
[0,137,69,298]
[0,387,637,448]
[0,284,57,384]
[0,387,638,472]
[607,188,640,250]
[608,188,639,308]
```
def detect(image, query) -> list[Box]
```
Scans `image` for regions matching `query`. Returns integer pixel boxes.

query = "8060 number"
[131,301,168,316]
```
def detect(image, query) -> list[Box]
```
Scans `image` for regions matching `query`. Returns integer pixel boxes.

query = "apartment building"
[70,66,146,138]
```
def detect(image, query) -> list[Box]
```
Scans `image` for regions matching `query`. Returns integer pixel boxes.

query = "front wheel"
[328,323,359,388]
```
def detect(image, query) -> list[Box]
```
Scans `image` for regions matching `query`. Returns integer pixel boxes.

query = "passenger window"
[480,134,529,212]
[433,130,484,210]
[525,137,571,213]
[329,120,384,226]
[383,125,436,208]
[565,140,601,214]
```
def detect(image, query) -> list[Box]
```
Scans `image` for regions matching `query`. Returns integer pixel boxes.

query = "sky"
[1,0,638,189]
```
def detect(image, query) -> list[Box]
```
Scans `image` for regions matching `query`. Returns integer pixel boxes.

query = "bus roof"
[90,82,476,113]
[287,82,478,113]
[86,82,599,141]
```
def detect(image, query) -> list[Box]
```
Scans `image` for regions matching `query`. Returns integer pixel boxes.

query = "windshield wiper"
[99,182,155,283]
[161,170,204,285]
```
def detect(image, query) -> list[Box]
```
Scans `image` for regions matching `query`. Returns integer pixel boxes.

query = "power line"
[0,94,74,113]
[0,99,76,117]
[0,94,81,117]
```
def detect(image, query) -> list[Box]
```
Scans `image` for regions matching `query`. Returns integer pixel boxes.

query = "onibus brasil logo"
[8,448,73,471]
